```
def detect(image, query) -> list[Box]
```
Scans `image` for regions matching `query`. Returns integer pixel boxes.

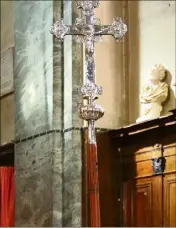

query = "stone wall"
[0,1,14,145]
[14,1,83,226]
[95,1,127,128]
[14,1,54,226]
[128,1,176,123]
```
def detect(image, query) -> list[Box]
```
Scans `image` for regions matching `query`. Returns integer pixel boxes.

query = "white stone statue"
[136,64,169,123]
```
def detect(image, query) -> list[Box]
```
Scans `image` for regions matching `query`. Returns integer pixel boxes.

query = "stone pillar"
[14,1,83,227]
[52,0,63,226]
[15,1,54,226]
[61,2,83,226]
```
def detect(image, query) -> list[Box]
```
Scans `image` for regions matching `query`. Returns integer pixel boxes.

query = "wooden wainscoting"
[0,143,14,166]
[82,112,176,227]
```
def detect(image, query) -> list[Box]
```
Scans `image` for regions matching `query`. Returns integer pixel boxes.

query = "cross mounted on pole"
[50,1,127,144]
[50,1,127,227]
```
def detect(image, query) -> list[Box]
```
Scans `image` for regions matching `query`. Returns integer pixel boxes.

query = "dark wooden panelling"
[164,174,176,227]
[82,111,176,227]
[82,130,123,227]
[0,143,14,166]
[97,132,122,227]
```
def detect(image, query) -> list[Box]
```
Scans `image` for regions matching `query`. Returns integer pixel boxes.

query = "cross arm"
[50,18,127,41]
[98,18,127,40]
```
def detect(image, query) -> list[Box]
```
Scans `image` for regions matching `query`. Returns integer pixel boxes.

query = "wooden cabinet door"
[123,176,162,227]
[135,179,152,227]
[164,173,176,227]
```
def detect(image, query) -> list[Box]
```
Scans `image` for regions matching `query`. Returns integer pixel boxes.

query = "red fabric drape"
[0,167,14,227]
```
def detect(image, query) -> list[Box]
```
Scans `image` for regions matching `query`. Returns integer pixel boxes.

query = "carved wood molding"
[110,111,176,141]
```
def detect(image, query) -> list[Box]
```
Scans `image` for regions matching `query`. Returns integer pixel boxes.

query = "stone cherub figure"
[136,64,169,123]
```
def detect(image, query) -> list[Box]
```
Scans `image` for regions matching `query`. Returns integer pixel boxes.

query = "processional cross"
[50,1,127,226]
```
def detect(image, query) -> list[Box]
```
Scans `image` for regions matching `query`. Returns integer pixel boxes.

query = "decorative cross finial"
[50,1,127,227]
[50,0,127,144]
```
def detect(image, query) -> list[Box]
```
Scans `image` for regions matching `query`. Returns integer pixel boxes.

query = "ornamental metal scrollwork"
[50,20,70,40]
[50,0,127,144]
[151,157,166,175]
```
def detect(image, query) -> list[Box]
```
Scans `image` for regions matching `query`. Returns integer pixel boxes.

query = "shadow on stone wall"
[128,1,140,124]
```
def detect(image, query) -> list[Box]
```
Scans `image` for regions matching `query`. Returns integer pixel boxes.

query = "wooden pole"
[87,142,101,227]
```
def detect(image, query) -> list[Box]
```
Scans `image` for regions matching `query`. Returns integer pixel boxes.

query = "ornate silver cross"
[51,0,127,144]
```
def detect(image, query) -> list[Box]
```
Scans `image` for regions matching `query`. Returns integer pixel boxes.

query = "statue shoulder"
[160,82,168,88]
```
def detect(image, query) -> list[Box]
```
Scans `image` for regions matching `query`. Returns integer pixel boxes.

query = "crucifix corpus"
[50,1,127,226]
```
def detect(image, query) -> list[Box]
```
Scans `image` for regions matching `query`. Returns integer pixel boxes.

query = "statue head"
[149,64,166,84]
